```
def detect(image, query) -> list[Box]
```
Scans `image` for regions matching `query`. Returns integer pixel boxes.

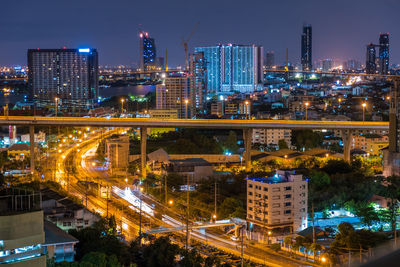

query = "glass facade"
[195,44,263,94]
[301,24,312,71]
[139,31,157,71]
[379,33,389,74]
[366,43,376,74]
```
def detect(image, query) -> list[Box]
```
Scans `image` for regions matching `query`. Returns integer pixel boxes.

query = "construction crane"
[182,22,199,70]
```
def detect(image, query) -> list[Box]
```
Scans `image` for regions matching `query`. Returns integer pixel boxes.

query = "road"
[53,127,315,266]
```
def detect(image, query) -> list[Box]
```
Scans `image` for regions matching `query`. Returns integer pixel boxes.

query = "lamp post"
[55,97,59,117]
[184,99,189,119]
[244,101,250,120]
[138,186,144,244]
[121,98,124,114]
[267,231,272,245]
[362,102,366,122]
[305,102,310,120]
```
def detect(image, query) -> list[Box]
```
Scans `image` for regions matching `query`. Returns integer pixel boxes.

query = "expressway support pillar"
[341,130,354,162]
[29,125,35,180]
[140,127,147,179]
[243,128,252,172]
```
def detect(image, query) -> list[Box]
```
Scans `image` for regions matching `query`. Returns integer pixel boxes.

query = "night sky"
[1,0,399,67]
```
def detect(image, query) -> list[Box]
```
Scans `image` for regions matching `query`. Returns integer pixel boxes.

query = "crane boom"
[182,22,200,70]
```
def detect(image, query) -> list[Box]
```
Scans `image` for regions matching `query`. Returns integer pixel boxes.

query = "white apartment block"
[252,128,291,147]
[246,170,308,233]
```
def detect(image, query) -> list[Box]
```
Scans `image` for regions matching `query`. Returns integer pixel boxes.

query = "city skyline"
[0,0,399,67]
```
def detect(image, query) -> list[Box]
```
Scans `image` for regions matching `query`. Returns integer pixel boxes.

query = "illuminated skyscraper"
[379,33,389,74]
[139,31,157,71]
[28,48,98,107]
[189,52,207,109]
[366,43,376,74]
[301,24,312,71]
[194,44,263,93]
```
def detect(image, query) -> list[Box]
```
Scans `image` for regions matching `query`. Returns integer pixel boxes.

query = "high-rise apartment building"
[139,31,157,71]
[379,33,389,74]
[301,24,312,71]
[265,51,275,68]
[194,44,263,93]
[189,52,207,110]
[366,43,377,74]
[156,75,194,118]
[28,48,98,107]
[246,170,308,233]
[252,128,292,148]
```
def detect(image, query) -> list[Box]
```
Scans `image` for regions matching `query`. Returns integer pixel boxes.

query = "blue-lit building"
[379,33,389,74]
[194,44,263,94]
[301,24,312,71]
[139,31,157,71]
[28,48,99,108]
[366,43,377,74]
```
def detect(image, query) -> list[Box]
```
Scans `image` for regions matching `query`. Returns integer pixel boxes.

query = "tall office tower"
[265,51,275,68]
[322,59,333,72]
[366,43,377,74]
[156,75,194,118]
[139,31,157,71]
[189,52,207,110]
[379,33,390,74]
[383,81,400,176]
[194,44,263,93]
[28,48,98,107]
[301,24,312,71]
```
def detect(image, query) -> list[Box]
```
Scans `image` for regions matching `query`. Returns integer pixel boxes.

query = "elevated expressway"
[0,116,389,177]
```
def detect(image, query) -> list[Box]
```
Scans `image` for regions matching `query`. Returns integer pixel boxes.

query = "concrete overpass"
[0,116,388,178]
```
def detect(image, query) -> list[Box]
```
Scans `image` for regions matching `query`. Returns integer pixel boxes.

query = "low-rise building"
[246,170,308,233]
[352,134,389,156]
[7,143,30,160]
[168,158,214,182]
[41,188,100,231]
[20,131,46,144]
[42,221,79,263]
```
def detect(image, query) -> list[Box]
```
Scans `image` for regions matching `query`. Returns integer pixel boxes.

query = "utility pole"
[312,202,315,243]
[106,185,109,218]
[186,174,190,250]
[165,175,168,205]
[214,181,217,219]
[241,226,244,267]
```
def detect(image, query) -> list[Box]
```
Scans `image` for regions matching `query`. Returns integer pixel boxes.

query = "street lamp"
[184,99,189,119]
[121,98,125,114]
[55,97,59,117]
[362,102,367,122]
[168,199,173,205]
[244,101,250,120]
[138,186,144,244]
[267,231,272,244]
[304,102,310,120]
